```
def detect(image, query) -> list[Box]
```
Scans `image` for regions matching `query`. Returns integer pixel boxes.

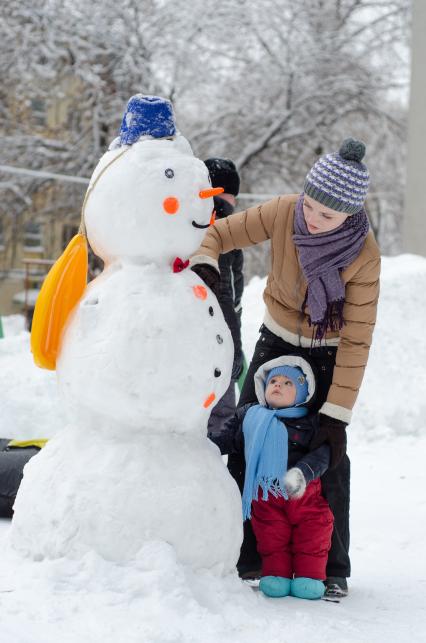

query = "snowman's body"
[57,264,233,436]
[11,109,243,571]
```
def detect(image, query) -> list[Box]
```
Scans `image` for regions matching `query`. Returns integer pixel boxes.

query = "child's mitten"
[284,467,306,499]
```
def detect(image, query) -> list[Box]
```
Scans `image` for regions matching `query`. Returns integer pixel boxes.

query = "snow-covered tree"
[0,0,410,277]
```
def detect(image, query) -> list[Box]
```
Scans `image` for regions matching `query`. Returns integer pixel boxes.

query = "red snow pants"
[251,479,334,580]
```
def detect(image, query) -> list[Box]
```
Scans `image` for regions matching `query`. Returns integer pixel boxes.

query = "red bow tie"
[172,257,190,273]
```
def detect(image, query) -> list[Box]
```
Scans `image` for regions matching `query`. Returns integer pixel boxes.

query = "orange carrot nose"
[199,187,224,199]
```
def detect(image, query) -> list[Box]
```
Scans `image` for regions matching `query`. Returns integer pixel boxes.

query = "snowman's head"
[84,97,221,267]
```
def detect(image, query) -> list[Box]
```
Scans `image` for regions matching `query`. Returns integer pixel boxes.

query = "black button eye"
[209,306,214,316]
[216,334,223,344]
[214,368,221,377]
[165,168,174,178]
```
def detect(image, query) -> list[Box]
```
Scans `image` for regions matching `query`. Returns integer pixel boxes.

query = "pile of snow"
[0,333,64,439]
[0,314,26,337]
[353,254,426,439]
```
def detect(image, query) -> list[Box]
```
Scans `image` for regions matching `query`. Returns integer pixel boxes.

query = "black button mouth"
[191,220,210,229]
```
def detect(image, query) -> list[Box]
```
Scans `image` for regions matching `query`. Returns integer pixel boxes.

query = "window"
[31,98,47,127]
[23,221,44,252]
[62,224,79,249]
[0,218,4,251]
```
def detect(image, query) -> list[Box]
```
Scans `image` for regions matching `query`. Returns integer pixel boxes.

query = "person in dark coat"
[209,355,333,600]
[204,158,244,436]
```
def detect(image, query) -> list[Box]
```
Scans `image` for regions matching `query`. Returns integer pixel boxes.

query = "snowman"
[10,95,243,572]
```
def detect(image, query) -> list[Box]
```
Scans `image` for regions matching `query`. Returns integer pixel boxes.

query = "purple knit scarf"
[293,193,369,341]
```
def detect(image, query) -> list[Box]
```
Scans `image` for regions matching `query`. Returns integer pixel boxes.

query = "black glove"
[231,361,243,381]
[191,263,220,297]
[310,414,347,470]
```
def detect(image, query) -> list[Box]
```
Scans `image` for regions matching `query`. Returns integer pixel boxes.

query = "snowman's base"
[10,425,243,573]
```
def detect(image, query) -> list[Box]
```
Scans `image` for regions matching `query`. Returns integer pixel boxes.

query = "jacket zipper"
[293,266,305,346]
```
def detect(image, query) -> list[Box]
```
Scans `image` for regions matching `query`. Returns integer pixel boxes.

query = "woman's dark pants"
[230,326,351,579]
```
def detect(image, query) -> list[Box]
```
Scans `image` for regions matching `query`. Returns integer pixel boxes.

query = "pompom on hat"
[266,365,309,406]
[119,94,176,146]
[303,138,369,214]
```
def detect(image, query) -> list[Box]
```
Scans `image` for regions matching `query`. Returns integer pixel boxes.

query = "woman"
[190,138,381,599]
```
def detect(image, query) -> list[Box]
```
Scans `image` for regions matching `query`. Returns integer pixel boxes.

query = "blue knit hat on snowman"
[118,94,176,146]
[266,365,309,406]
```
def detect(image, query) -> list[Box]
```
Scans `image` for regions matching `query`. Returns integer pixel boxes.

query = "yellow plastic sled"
[31,233,88,370]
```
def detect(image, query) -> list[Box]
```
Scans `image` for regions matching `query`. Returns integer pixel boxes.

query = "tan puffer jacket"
[190,194,381,423]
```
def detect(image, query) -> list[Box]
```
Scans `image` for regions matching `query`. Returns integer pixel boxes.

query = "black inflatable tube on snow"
[0,439,41,518]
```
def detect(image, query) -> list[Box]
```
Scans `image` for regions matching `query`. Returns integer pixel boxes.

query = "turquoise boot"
[259,576,291,598]
[290,577,325,600]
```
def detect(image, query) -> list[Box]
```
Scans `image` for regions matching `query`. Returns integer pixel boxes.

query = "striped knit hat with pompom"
[304,138,369,214]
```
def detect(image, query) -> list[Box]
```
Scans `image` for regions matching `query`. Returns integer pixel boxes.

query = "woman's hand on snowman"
[284,467,306,499]
[190,262,221,297]
[310,414,347,470]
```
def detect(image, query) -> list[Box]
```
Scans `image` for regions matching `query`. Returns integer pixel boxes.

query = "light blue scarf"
[242,404,308,520]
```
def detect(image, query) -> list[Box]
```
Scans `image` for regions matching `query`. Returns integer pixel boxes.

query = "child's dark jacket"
[208,402,330,484]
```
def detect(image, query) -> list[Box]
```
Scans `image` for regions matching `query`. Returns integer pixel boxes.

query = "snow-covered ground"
[1,254,426,642]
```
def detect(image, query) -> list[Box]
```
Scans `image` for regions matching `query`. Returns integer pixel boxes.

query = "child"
[209,355,333,600]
